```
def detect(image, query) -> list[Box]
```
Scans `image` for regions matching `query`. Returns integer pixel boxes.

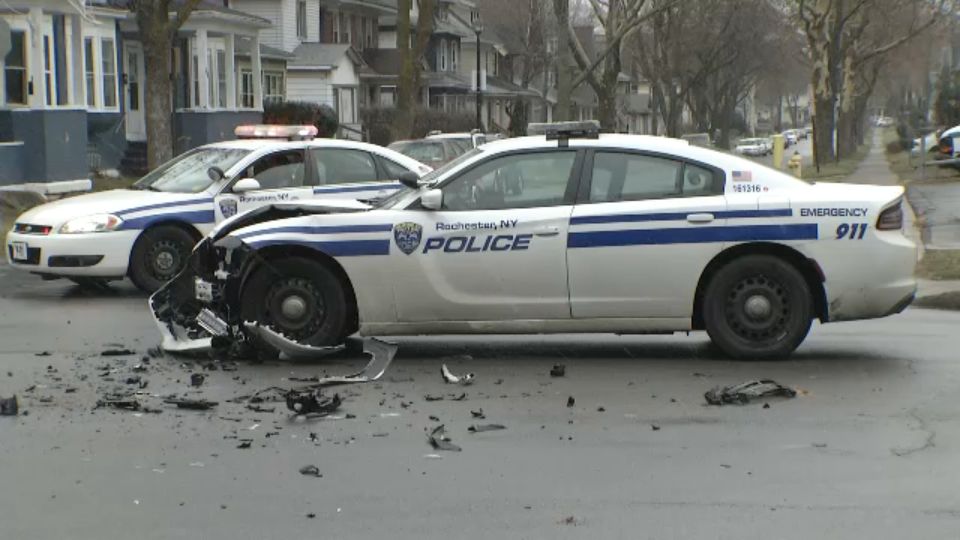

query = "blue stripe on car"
[116,198,213,217]
[118,210,215,230]
[235,224,393,238]
[245,238,390,256]
[312,183,403,195]
[568,224,818,248]
[570,208,792,225]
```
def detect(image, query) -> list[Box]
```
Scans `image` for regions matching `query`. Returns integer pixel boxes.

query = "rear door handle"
[533,225,560,237]
[686,213,715,224]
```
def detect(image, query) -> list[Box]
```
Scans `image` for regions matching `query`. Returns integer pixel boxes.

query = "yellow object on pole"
[787,151,803,178]
[772,134,785,169]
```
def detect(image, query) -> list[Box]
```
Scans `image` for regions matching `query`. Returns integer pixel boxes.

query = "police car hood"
[15,189,209,227]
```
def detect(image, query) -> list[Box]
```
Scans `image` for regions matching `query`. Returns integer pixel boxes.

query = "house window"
[366,18,374,48]
[439,40,447,71]
[263,71,285,104]
[4,30,27,105]
[546,38,557,54]
[216,49,227,107]
[450,41,457,71]
[338,12,351,44]
[101,38,117,107]
[470,9,480,24]
[240,70,254,108]
[83,38,96,107]
[336,87,355,123]
[332,11,339,42]
[296,0,307,39]
[379,86,396,106]
[43,35,54,106]
[547,68,556,88]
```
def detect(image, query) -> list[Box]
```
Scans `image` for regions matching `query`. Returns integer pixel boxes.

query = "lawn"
[802,143,871,181]
[916,249,960,281]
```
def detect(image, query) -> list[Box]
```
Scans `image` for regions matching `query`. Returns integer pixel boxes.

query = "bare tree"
[128,0,203,169]
[395,0,436,139]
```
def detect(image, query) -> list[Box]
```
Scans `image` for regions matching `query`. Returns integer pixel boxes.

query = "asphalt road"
[1,265,959,539]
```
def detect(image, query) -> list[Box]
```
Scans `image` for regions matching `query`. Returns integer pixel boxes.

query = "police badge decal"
[219,199,238,219]
[393,222,422,255]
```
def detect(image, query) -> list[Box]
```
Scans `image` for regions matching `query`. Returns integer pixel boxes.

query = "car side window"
[441,151,576,211]
[310,149,379,185]
[589,152,715,203]
[242,150,305,190]
[379,156,412,179]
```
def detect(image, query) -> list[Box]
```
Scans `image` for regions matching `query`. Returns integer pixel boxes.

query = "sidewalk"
[844,132,960,305]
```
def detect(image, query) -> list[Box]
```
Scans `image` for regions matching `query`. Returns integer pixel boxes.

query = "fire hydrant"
[787,152,802,178]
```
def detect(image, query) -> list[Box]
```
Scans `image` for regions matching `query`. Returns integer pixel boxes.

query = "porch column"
[196,28,209,109]
[67,14,83,106]
[224,33,236,109]
[250,33,262,109]
[27,7,46,108]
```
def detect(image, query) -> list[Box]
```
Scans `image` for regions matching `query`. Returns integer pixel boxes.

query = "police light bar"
[234,125,318,140]
[528,120,601,142]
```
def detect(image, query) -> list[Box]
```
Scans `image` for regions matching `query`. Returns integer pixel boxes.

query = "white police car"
[151,121,917,359]
[5,126,430,292]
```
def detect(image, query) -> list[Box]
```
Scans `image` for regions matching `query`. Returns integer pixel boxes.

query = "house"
[0,0,279,185]
[231,0,398,137]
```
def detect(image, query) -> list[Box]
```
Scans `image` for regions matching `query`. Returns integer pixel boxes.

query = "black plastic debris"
[449,392,467,402]
[566,396,575,408]
[164,398,218,410]
[97,396,140,411]
[246,404,276,413]
[424,394,444,402]
[101,349,136,357]
[429,415,440,422]
[0,396,18,416]
[190,373,205,387]
[427,425,461,452]
[124,376,142,386]
[441,364,475,386]
[470,408,485,419]
[468,424,506,433]
[704,379,797,406]
[285,391,341,416]
[236,439,253,449]
[550,364,566,377]
[35,351,51,357]
[299,465,322,477]
[651,423,661,431]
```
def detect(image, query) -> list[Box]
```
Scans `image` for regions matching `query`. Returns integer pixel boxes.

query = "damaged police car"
[151,122,917,360]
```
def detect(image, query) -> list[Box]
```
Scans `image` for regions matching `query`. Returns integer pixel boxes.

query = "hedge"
[263,101,338,137]
[361,107,477,146]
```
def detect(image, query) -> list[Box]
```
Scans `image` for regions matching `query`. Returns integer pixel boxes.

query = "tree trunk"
[812,94,835,167]
[553,0,571,121]
[395,0,415,139]
[144,43,173,168]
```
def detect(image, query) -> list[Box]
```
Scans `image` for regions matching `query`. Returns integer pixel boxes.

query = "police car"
[151,121,917,359]
[5,125,430,292]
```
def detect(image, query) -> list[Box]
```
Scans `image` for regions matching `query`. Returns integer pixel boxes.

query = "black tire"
[703,255,813,360]
[239,257,350,357]
[128,225,197,293]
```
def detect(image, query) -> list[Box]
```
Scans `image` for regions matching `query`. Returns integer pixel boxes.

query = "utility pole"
[474,18,484,131]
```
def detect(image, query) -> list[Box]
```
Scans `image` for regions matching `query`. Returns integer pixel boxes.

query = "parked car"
[388,139,465,169]
[152,121,917,360]
[680,133,712,148]
[936,124,960,158]
[876,116,895,127]
[735,138,771,157]
[426,130,487,149]
[5,125,431,292]
[782,130,798,147]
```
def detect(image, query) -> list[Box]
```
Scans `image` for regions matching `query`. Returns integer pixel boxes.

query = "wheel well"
[127,221,204,275]
[242,245,360,335]
[691,242,828,329]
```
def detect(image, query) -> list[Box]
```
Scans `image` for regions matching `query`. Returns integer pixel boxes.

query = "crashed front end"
[149,203,364,357]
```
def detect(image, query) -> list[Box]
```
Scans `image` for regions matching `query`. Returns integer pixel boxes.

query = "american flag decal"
[732,170,752,182]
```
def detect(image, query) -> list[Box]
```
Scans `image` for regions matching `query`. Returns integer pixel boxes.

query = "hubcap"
[744,294,772,320]
[155,251,175,272]
[263,277,325,340]
[724,274,790,343]
[280,295,308,320]
[148,239,182,279]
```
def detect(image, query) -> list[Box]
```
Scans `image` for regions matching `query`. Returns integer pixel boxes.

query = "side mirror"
[232,178,261,193]
[420,188,442,210]
[398,171,420,189]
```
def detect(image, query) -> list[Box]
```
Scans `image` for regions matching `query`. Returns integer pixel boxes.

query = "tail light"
[876,201,903,231]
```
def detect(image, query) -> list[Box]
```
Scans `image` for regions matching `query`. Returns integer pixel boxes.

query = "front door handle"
[686,213,715,224]
[533,225,560,237]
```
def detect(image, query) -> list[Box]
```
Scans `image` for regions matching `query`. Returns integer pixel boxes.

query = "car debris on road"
[550,364,566,377]
[1,395,19,416]
[427,425,462,452]
[164,398,219,410]
[299,465,322,478]
[441,364,475,386]
[468,424,506,433]
[704,379,797,405]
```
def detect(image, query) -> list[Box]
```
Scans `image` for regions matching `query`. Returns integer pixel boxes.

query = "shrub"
[263,101,338,137]
[361,107,477,145]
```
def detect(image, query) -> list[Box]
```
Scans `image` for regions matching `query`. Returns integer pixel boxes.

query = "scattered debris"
[424,394,444,402]
[597,406,606,412]
[246,404,276,413]
[705,380,797,406]
[470,408,485,419]
[494,379,504,385]
[427,425,462,452]
[812,443,828,448]
[429,415,440,422]
[97,396,140,411]
[441,364,475,386]
[468,424,506,433]
[763,403,771,409]
[566,396,575,408]
[35,351,51,357]
[0,396,18,416]
[651,423,661,431]
[549,364,566,377]
[286,391,341,416]
[449,392,467,401]
[124,376,142,386]
[306,513,316,519]
[101,349,136,357]
[164,398,218,410]
[371,432,390,438]
[299,465,322,477]
[190,373,205,387]
[236,439,253,449]
[559,515,582,526]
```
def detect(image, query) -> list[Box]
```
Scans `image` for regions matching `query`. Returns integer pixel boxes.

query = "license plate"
[10,242,27,261]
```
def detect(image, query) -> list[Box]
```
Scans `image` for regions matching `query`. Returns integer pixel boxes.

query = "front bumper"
[5,229,138,277]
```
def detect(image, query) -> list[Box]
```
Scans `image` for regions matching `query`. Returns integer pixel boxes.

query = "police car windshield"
[133,148,250,193]
[373,148,482,209]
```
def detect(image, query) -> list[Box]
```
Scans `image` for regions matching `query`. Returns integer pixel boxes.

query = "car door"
[309,148,402,202]
[567,150,728,319]
[213,148,314,221]
[390,149,583,322]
